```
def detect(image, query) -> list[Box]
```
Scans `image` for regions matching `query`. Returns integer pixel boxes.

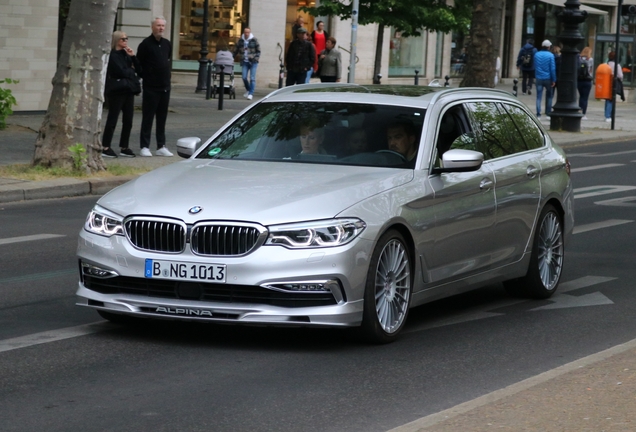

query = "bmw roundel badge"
[189,206,203,214]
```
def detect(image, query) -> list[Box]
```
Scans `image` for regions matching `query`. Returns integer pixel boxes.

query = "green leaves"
[0,78,19,130]
[300,0,468,35]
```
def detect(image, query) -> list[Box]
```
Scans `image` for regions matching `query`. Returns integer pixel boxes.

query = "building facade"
[0,0,630,112]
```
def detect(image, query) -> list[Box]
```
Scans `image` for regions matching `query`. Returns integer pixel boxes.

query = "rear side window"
[465,101,543,160]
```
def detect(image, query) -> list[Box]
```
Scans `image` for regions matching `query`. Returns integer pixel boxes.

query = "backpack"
[521,49,532,66]
[578,58,592,81]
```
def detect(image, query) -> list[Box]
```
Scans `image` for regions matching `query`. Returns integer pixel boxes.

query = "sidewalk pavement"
[1,83,635,431]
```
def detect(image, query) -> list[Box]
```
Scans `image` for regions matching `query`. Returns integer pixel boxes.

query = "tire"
[504,204,564,299]
[360,229,413,343]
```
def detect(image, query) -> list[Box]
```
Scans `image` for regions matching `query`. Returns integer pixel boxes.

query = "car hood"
[98,159,413,225]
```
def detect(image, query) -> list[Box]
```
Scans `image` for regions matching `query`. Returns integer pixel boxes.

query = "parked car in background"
[77,84,574,343]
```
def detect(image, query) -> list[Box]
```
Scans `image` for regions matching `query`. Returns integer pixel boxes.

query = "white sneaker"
[605,118,611,123]
[243,92,249,98]
[247,94,253,100]
[582,116,588,120]
[156,146,174,157]
[140,147,152,157]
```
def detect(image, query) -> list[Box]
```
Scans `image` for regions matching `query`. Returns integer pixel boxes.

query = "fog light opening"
[81,262,119,279]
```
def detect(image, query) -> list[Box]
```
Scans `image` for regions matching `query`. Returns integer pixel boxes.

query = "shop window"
[389,29,425,77]
[173,0,247,71]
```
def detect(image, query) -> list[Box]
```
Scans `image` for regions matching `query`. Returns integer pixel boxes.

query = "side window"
[465,102,512,160]
[501,103,544,151]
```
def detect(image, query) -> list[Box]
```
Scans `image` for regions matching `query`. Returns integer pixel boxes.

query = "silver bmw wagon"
[77,85,574,343]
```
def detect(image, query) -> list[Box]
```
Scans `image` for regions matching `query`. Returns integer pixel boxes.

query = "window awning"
[539,0,608,15]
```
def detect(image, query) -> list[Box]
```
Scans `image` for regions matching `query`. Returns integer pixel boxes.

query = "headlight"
[84,206,124,237]
[265,218,366,249]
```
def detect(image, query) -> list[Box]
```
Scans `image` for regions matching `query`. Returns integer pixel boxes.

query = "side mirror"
[433,149,484,173]
[176,137,202,159]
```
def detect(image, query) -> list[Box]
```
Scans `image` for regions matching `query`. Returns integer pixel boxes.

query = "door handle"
[527,165,539,178]
[480,178,493,190]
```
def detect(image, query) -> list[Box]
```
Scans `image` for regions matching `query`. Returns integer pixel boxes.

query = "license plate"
[145,259,226,283]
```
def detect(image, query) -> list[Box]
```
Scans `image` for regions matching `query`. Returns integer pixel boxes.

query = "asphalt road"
[1,139,636,431]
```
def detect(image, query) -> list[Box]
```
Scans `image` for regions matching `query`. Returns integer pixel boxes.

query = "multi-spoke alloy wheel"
[537,210,564,291]
[361,230,412,343]
[504,204,564,299]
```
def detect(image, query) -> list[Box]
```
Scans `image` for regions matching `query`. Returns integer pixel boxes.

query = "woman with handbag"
[102,31,142,158]
[318,37,341,83]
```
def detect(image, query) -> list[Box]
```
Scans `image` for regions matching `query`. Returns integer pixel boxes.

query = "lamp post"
[550,0,587,132]
[195,0,210,93]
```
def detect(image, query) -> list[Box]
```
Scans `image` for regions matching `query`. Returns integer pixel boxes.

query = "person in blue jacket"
[534,40,557,120]
[516,39,537,95]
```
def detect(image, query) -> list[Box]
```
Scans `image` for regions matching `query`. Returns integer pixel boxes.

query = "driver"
[299,118,326,155]
[386,121,418,162]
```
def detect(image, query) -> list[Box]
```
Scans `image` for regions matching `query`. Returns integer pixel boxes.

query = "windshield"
[197,102,426,168]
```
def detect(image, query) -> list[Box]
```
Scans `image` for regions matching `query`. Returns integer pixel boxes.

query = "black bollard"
[205,60,213,100]
[444,75,450,87]
[414,70,419,86]
[218,65,225,111]
[513,78,518,97]
[376,74,382,85]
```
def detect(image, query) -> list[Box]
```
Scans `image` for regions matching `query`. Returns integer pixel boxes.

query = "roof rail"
[262,82,362,101]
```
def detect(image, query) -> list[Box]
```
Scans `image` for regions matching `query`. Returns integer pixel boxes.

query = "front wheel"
[504,204,564,299]
[360,229,412,343]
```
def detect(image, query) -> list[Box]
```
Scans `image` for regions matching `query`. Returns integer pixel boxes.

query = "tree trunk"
[460,0,504,88]
[33,0,118,172]
[373,23,385,84]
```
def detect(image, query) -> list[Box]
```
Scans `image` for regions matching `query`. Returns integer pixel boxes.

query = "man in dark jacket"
[516,39,537,95]
[285,27,315,86]
[137,16,173,157]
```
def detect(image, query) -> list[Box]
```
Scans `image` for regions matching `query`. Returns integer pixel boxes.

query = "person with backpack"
[534,39,556,120]
[516,39,537,95]
[577,46,594,120]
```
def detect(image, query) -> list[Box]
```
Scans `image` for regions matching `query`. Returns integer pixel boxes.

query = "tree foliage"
[301,0,471,82]
[302,0,469,36]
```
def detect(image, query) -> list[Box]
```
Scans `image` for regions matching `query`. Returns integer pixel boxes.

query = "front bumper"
[76,228,373,327]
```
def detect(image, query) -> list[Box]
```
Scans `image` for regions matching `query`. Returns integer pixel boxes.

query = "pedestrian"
[534,39,556,120]
[234,27,260,100]
[137,16,173,157]
[291,16,305,37]
[577,46,594,120]
[604,51,623,122]
[311,21,329,63]
[551,45,562,97]
[318,37,341,83]
[306,32,318,83]
[516,39,537,95]
[102,31,141,158]
[285,27,315,86]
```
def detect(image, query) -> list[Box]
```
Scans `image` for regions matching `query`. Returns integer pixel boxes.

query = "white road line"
[0,234,66,245]
[573,219,633,234]
[558,275,616,293]
[387,337,636,432]
[571,163,624,173]
[568,149,636,157]
[573,185,636,199]
[0,322,111,354]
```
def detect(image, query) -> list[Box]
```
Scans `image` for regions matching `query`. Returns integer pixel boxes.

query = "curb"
[0,176,136,204]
